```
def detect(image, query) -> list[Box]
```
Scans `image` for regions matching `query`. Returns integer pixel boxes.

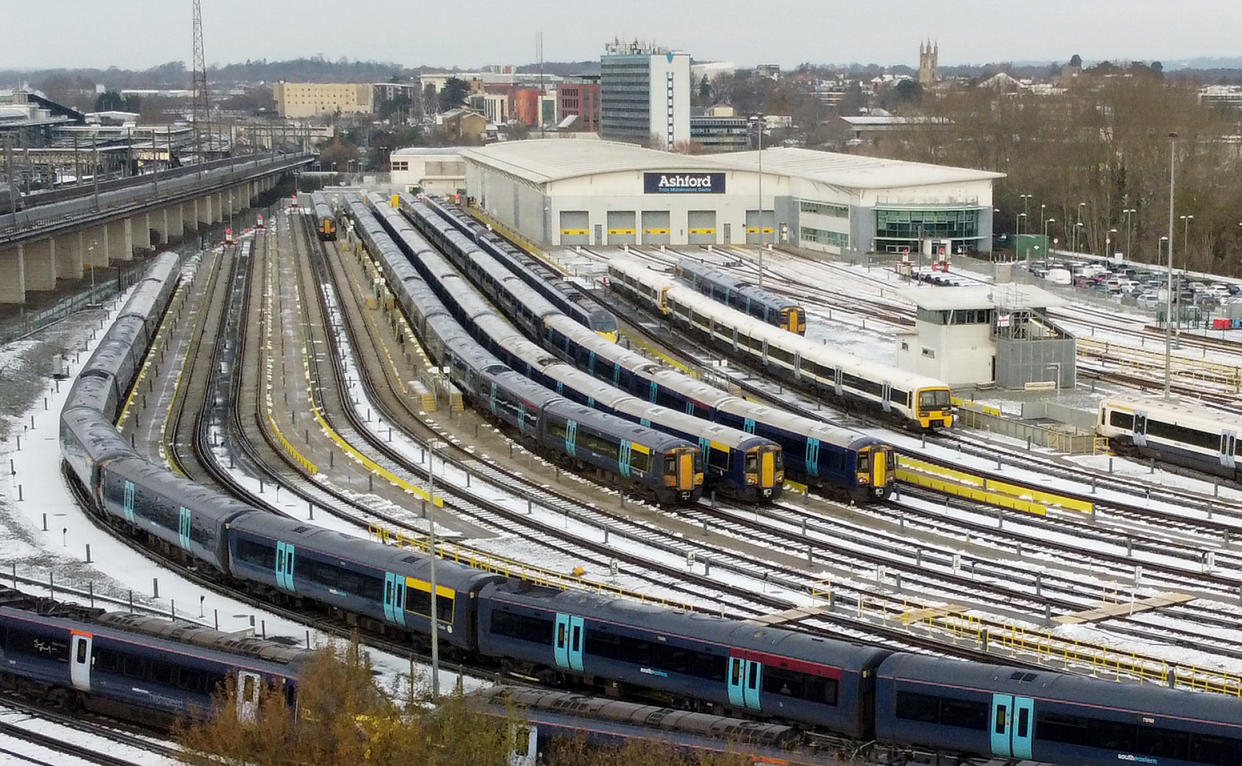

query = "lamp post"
[426,438,445,701]
[750,113,764,286]
[1019,194,1032,232]
[1106,228,1117,260]
[1016,212,1026,245]
[1076,202,1085,252]
[1180,214,1194,266]
[1123,207,1137,260]
[1164,132,1177,401]
[1042,217,1055,258]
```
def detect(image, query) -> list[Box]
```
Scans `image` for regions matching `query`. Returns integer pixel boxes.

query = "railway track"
[0,696,183,766]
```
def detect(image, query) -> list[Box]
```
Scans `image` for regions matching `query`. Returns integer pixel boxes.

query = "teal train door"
[990,694,1033,758]
[553,614,584,672]
[275,541,296,592]
[383,573,406,626]
[727,656,762,711]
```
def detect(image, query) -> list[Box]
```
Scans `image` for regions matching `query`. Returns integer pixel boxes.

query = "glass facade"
[601,55,652,142]
[800,226,849,248]
[800,200,849,218]
[875,208,979,244]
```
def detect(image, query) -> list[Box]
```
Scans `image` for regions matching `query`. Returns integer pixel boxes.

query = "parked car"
[1137,293,1160,308]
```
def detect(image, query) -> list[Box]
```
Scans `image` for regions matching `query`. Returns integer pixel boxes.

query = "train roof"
[878,653,1242,723]
[93,611,313,668]
[713,397,878,446]
[64,373,117,414]
[0,606,301,677]
[106,457,256,518]
[1101,396,1240,429]
[552,400,695,450]
[229,512,504,592]
[489,368,565,407]
[488,584,888,669]
[143,252,182,285]
[60,406,137,460]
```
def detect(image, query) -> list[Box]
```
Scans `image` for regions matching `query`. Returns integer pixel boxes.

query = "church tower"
[919,40,939,86]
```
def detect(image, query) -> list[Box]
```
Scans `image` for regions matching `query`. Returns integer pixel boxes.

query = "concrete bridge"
[0,152,312,304]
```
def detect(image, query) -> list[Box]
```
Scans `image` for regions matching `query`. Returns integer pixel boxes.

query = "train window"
[895,691,940,723]
[490,610,553,644]
[1016,706,1030,737]
[1090,718,1138,750]
[744,451,757,474]
[93,647,119,673]
[405,586,454,623]
[708,447,730,472]
[5,627,70,663]
[1190,732,1242,765]
[123,653,145,678]
[762,667,838,706]
[1147,418,1219,451]
[236,538,276,569]
[1108,410,1135,430]
[546,417,568,442]
[891,388,911,407]
[917,389,952,409]
[940,697,988,730]
[151,660,174,685]
[730,659,742,684]
[76,638,87,663]
[665,455,676,475]
[1137,726,1190,759]
[774,451,784,470]
[993,705,1006,735]
[176,668,206,694]
[630,449,651,474]
[769,345,794,365]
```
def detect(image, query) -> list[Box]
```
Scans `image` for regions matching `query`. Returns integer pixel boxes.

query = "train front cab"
[915,386,954,428]
[742,444,783,501]
[780,306,807,335]
[661,445,703,504]
[856,443,895,499]
[319,217,337,241]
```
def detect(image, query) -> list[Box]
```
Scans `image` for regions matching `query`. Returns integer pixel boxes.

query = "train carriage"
[1098,397,1240,481]
[477,582,891,738]
[97,457,252,572]
[64,371,120,419]
[60,406,136,493]
[675,257,806,334]
[311,192,337,241]
[609,257,954,430]
[0,607,302,720]
[78,314,149,407]
[228,513,503,650]
[875,653,1242,766]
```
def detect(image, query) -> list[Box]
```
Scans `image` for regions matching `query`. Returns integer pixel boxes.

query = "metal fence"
[956,402,1100,454]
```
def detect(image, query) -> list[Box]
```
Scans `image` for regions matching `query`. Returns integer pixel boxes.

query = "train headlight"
[746,475,757,485]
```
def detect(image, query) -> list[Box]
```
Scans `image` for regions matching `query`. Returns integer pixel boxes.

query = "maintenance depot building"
[462,139,1003,257]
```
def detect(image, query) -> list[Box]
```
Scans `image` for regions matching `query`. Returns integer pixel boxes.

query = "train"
[342,196,703,505]
[607,257,955,430]
[675,257,806,335]
[59,237,1242,766]
[402,197,894,501]
[1097,397,1240,481]
[411,196,619,342]
[0,594,306,724]
[311,191,336,240]
[363,198,781,503]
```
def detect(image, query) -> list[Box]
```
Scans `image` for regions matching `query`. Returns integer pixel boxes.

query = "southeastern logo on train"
[643,172,726,194]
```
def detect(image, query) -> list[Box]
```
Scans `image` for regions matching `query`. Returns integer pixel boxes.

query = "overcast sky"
[7,0,1242,71]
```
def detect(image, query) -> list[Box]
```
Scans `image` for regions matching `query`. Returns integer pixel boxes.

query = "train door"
[1221,431,1236,470]
[1132,411,1148,447]
[564,420,578,457]
[727,657,762,711]
[679,451,695,492]
[69,632,92,692]
[178,506,192,550]
[275,542,296,592]
[236,671,262,722]
[989,694,1034,759]
[880,382,892,413]
[761,449,775,489]
[383,573,407,626]
[833,368,843,397]
[871,449,888,488]
[618,441,633,478]
[123,480,135,523]
[805,437,821,477]
[553,614,584,672]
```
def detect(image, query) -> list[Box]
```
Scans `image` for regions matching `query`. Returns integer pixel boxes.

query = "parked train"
[0,594,305,723]
[343,196,703,505]
[675,257,806,335]
[608,257,955,430]
[401,197,893,500]
[410,196,619,342]
[311,191,336,241]
[364,198,781,502]
[1097,397,1240,481]
[60,233,1242,766]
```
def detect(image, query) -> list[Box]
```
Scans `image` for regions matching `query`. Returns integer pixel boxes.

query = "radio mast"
[191,0,211,164]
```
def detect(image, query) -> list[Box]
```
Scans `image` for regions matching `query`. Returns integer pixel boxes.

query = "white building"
[462,139,1003,252]
[390,146,466,196]
[600,41,690,150]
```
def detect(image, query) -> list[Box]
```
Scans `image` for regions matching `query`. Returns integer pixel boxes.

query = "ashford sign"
[643,172,726,194]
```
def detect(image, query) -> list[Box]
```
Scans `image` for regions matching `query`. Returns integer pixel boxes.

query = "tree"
[94,90,126,112]
[1069,53,1083,68]
[318,137,360,172]
[696,75,711,106]
[176,638,515,766]
[438,77,471,112]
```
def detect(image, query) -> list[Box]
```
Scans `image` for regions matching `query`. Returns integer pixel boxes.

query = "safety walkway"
[1053,592,1194,624]
[895,454,1094,516]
